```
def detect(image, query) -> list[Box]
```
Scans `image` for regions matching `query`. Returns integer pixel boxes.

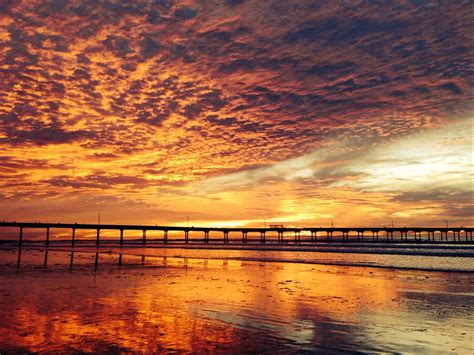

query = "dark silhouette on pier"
[1,222,472,246]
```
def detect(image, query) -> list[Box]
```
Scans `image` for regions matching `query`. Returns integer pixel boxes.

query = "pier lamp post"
[389,218,394,228]
[330,218,334,228]
[444,219,448,228]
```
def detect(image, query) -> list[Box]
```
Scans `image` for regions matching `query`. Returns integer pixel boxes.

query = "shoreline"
[3,245,474,274]
[2,240,474,254]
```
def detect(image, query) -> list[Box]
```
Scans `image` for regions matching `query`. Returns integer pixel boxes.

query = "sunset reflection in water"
[0,249,472,353]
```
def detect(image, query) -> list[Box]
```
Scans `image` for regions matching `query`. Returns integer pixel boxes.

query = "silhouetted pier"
[1,222,473,246]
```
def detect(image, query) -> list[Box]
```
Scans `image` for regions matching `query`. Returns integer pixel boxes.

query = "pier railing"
[0,222,473,246]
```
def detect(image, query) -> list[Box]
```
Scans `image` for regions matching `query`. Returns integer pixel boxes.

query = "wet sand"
[0,248,473,353]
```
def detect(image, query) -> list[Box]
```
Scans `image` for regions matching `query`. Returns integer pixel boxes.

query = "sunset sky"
[0,0,472,227]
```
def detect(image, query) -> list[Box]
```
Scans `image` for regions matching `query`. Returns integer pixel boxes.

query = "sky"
[0,0,472,227]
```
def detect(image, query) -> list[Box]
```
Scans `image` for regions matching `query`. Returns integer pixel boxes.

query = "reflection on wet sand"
[15,249,159,271]
[16,247,21,269]
[0,248,473,353]
[43,249,48,268]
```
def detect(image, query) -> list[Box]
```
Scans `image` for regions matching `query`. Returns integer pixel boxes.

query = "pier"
[1,222,473,246]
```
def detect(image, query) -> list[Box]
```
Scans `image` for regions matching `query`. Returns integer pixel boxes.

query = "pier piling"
[342,231,349,242]
[45,227,50,246]
[18,227,23,246]
[278,231,284,243]
[242,231,248,244]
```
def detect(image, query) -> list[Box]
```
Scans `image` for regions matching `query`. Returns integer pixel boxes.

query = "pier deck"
[1,222,472,246]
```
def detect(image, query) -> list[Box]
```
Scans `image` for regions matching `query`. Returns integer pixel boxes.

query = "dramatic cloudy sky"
[0,0,472,227]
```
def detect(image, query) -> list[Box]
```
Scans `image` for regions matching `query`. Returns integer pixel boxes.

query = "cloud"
[2,121,91,146]
[195,118,472,198]
[174,6,198,21]
[40,174,151,189]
